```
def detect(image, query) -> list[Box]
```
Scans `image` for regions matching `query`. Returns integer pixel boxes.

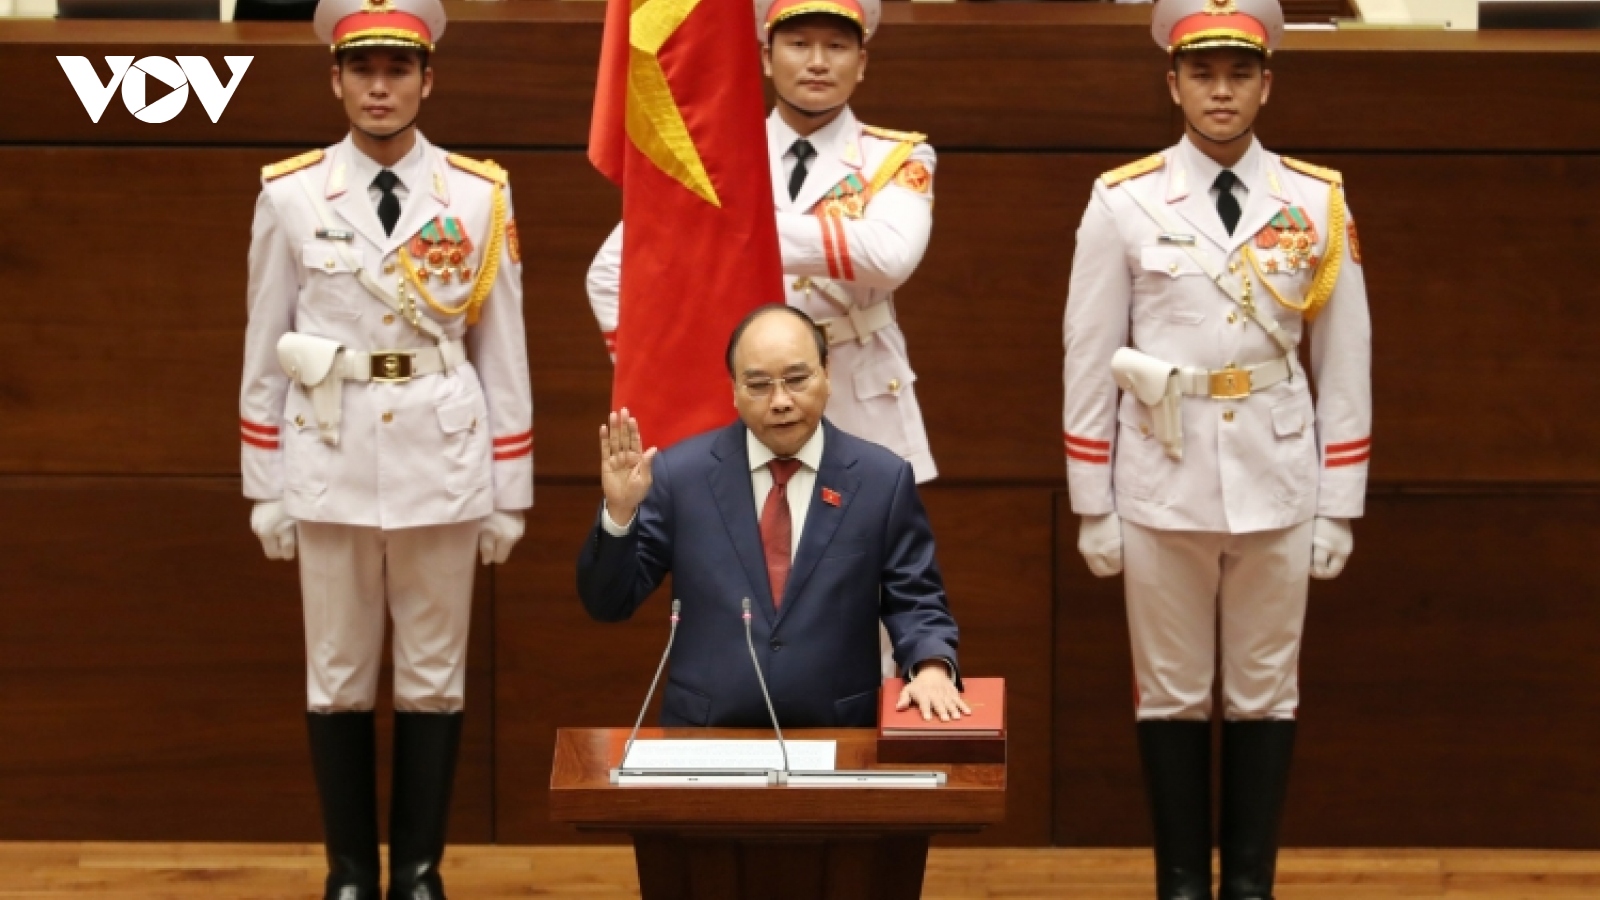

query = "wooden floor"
[1,843,1597,898]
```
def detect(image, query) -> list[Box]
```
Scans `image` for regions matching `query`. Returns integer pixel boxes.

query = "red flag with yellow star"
[590,0,783,449]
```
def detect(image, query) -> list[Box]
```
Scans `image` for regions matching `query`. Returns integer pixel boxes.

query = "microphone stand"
[741,597,790,774]
[618,599,679,772]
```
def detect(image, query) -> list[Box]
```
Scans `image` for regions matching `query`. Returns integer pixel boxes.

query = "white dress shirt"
[744,425,824,560]
[769,110,853,197]
[347,134,426,216]
[1180,134,1257,230]
[601,424,825,556]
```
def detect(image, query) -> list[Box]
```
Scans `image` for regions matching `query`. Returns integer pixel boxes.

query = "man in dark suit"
[577,305,968,727]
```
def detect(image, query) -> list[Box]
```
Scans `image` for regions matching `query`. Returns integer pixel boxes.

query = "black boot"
[1218,720,1297,900]
[1137,720,1213,900]
[306,711,382,900]
[387,712,464,900]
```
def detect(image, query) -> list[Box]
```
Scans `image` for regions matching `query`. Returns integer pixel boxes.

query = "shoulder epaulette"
[1100,154,1164,187]
[862,125,928,145]
[1282,157,1343,186]
[447,153,508,185]
[261,149,324,181]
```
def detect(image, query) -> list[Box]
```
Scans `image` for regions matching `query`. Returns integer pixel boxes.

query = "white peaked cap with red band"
[314,0,447,54]
[756,0,880,44]
[1151,0,1284,56]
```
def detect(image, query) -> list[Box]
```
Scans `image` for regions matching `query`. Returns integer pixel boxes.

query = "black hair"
[768,12,864,46]
[1171,47,1266,74]
[335,46,431,71]
[724,304,830,376]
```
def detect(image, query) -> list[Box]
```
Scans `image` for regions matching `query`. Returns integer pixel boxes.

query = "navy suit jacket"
[577,420,960,728]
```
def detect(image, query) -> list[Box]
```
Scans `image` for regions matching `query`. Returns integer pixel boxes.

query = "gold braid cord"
[398,184,507,327]
[1243,182,1346,322]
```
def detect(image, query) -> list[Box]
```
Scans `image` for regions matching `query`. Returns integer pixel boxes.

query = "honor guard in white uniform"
[1062,1,1371,897]
[238,2,532,897]
[587,0,935,678]
[586,0,938,483]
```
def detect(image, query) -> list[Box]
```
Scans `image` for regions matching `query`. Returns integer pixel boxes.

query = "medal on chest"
[1253,206,1320,274]
[813,174,868,220]
[407,216,474,284]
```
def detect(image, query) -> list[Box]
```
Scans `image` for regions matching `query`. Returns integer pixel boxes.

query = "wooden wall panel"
[0,478,495,843]
[494,484,1055,847]
[5,149,1599,484]
[1052,490,1600,848]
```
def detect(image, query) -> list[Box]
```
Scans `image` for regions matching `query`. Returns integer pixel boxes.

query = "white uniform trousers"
[1122,519,1313,722]
[298,520,480,713]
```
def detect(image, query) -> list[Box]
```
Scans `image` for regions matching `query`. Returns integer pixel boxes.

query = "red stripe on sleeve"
[1326,437,1372,454]
[1064,432,1112,451]
[1066,448,1110,465]
[493,429,534,448]
[1325,450,1371,468]
[818,215,840,279]
[241,433,279,451]
[830,215,855,281]
[240,418,280,437]
[493,442,533,461]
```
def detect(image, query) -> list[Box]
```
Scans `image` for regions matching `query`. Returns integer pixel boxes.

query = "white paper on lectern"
[621,740,836,771]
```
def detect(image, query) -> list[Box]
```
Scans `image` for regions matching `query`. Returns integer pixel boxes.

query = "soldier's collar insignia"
[432,167,449,205]
[1266,165,1287,202]
[841,136,862,169]
[1166,161,1189,203]
[324,148,347,199]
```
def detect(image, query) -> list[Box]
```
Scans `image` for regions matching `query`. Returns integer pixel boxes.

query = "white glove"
[250,500,297,561]
[1078,512,1124,578]
[1310,516,1353,580]
[479,510,526,565]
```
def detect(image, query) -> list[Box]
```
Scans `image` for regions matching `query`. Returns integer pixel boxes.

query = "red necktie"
[760,458,803,608]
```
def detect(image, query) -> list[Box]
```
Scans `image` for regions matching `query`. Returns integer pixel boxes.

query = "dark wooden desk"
[549,728,1005,899]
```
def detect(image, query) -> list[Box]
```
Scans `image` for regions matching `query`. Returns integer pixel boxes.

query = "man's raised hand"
[599,408,657,526]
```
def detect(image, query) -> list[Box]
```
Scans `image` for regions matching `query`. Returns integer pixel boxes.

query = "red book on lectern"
[877,677,1006,764]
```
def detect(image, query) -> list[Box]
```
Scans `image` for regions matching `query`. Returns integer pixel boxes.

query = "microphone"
[620,599,681,770]
[741,598,790,774]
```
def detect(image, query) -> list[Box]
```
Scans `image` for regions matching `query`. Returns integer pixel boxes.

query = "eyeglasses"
[740,370,816,399]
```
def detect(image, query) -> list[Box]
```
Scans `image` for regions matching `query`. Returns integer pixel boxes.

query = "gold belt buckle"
[370,350,415,383]
[1209,364,1252,400]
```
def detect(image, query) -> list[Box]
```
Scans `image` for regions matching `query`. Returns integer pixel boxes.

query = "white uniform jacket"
[1063,137,1371,534]
[587,107,939,481]
[240,134,533,529]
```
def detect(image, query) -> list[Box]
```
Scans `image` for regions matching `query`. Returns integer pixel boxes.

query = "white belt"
[278,334,466,446]
[817,302,894,346]
[1173,356,1294,400]
[1111,348,1296,463]
[339,341,466,384]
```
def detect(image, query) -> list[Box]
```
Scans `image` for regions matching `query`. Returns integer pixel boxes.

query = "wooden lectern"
[550,727,1006,900]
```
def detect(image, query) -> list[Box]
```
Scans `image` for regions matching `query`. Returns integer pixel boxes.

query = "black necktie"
[788,139,815,201]
[373,169,401,236]
[1214,169,1241,235]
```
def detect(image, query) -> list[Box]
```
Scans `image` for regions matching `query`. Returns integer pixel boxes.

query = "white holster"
[1112,349,1299,463]
[1112,348,1185,461]
[278,333,346,446]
